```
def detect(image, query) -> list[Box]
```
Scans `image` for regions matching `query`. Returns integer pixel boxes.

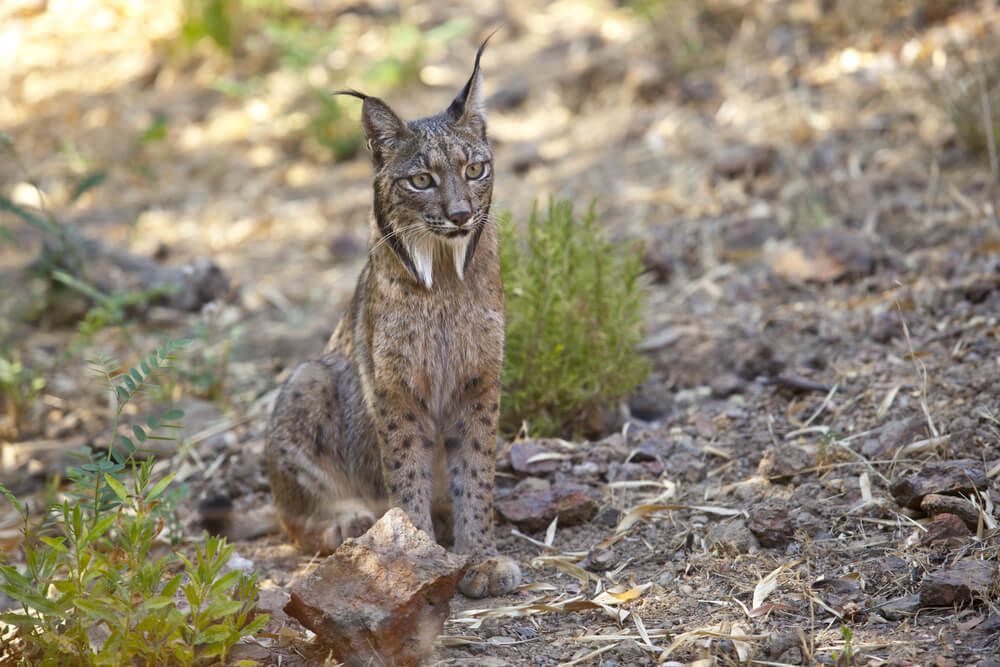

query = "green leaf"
[202,598,244,621]
[74,598,117,624]
[38,536,69,554]
[161,573,183,598]
[140,595,176,612]
[147,415,160,430]
[194,626,233,646]
[129,367,143,385]
[161,408,184,421]
[240,614,269,636]
[132,424,147,442]
[146,473,175,501]
[69,170,107,203]
[104,474,129,503]
[120,435,136,453]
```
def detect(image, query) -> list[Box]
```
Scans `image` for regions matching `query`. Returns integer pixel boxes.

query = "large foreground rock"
[283,508,469,667]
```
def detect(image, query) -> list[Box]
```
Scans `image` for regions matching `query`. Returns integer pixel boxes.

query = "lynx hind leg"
[266,359,382,554]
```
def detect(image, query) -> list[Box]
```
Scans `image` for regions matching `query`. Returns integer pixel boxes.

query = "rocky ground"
[1,0,999,664]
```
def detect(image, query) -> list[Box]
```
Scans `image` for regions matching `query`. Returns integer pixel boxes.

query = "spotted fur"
[266,38,521,598]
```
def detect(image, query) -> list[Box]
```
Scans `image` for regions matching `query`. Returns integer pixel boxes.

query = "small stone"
[283,508,468,667]
[920,494,982,531]
[758,444,814,482]
[890,459,988,510]
[713,143,776,178]
[748,500,794,548]
[581,547,617,572]
[592,506,621,528]
[706,519,760,555]
[495,483,599,532]
[508,439,562,475]
[879,593,921,620]
[710,373,745,398]
[919,559,997,607]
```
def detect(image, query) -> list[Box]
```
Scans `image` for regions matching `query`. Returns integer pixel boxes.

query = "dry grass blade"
[544,516,558,547]
[752,559,802,611]
[531,555,598,585]
[661,623,768,658]
[616,502,741,534]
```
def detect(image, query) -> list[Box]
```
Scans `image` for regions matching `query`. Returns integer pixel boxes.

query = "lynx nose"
[446,205,472,227]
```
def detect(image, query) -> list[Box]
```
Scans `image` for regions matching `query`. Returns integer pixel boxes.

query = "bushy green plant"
[0,340,268,665]
[499,200,648,437]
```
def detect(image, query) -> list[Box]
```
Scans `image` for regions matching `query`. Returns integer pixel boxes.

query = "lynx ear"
[447,35,491,130]
[336,90,409,163]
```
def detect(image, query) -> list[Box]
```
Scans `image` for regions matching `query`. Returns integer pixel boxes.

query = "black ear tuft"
[447,31,496,125]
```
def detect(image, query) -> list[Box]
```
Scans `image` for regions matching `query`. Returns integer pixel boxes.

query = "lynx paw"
[319,507,377,551]
[457,556,521,598]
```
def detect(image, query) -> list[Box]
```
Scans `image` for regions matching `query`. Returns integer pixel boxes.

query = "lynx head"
[338,39,493,289]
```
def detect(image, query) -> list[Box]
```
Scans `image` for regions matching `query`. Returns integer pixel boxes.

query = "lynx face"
[341,45,493,288]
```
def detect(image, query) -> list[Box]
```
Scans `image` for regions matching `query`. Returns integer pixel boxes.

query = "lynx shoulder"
[265,37,520,599]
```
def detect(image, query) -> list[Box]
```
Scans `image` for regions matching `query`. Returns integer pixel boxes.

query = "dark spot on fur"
[465,377,480,390]
[401,438,413,450]
[490,403,498,411]
[376,389,388,399]
[472,439,482,452]
[378,407,387,417]
[391,460,403,470]
[479,416,491,426]
[388,421,398,431]
[422,437,434,450]
[407,470,415,481]
[406,412,417,422]
[417,395,427,410]
[402,493,413,504]
[444,437,460,452]
[472,402,483,411]
[450,466,460,477]
[456,420,466,433]
[292,390,302,400]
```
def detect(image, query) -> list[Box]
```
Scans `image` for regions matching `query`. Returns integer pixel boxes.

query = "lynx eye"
[464,162,486,180]
[409,173,434,190]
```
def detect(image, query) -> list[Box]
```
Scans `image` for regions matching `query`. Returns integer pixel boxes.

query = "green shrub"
[0,341,268,665]
[499,200,648,438]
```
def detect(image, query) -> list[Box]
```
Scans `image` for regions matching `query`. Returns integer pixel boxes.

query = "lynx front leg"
[374,387,437,537]
[446,378,521,598]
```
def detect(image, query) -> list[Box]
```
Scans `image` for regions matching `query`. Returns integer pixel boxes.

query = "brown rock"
[920,494,982,531]
[495,483,600,531]
[748,500,794,548]
[509,439,562,475]
[890,459,988,510]
[758,444,814,482]
[917,513,971,546]
[919,559,997,607]
[283,508,469,667]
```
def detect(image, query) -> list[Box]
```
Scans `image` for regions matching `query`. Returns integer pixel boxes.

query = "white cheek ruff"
[409,233,436,288]
[452,234,471,281]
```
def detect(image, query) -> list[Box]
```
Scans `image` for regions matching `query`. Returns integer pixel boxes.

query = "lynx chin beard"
[406,209,485,288]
